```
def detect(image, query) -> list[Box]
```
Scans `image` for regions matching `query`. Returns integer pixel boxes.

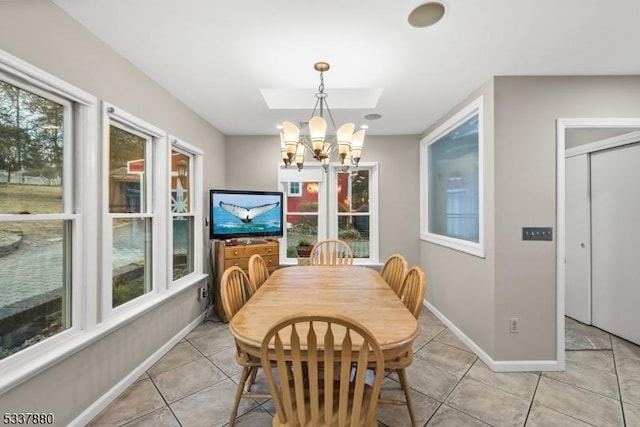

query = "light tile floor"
[89,312,640,426]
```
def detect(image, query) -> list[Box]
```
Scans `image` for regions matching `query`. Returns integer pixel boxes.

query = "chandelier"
[279,62,366,172]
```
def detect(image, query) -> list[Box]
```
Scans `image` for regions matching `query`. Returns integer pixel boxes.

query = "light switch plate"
[522,227,553,241]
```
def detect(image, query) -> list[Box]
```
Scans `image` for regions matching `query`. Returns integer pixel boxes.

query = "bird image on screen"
[219,201,279,223]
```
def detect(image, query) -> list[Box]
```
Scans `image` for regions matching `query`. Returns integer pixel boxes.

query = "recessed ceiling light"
[408,1,447,28]
[360,124,369,129]
[364,113,382,120]
[276,124,283,129]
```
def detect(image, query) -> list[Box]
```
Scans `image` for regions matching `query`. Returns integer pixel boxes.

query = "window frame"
[278,164,327,264]
[0,49,98,391]
[102,102,168,317]
[420,95,485,257]
[328,162,379,265]
[169,136,204,287]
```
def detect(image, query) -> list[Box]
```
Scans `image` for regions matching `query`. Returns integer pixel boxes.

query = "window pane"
[337,171,369,213]
[112,218,151,307]
[109,125,146,214]
[0,81,64,214]
[285,214,318,257]
[173,216,193,280]
[338,215,369,258]
[171,151,190,214]
[428,114,479,242]
[0,221,70,360]
[287,181,318,212]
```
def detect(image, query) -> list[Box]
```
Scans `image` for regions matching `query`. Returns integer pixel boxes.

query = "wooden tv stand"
[212,239,279,321]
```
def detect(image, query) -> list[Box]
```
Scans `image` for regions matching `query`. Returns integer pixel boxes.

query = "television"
[209,189,284,240]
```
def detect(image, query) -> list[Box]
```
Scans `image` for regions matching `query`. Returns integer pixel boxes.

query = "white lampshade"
[295,143,306,170]
[336,123,355,157]
[282,121,300,156]
[350,129,366,164]
[280,131,288,161]
[309,116,327,153]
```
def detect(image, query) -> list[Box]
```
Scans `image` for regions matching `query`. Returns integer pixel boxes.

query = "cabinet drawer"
[223,254,278,271]
[224,243,277,259]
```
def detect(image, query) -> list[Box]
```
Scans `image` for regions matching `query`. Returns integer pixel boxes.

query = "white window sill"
[0,274,207,395]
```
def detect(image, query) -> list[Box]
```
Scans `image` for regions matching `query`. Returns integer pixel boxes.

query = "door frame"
[556,118,640,370]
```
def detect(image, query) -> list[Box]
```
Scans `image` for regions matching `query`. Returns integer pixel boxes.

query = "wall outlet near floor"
[199,287,209,300]
[509,318,519,333]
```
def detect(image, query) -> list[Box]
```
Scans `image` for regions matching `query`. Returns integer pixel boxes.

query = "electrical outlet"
[199,287,209,300]
[509,318,519,333]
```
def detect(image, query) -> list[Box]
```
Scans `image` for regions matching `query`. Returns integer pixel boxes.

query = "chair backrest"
[310,239,354,266]
[380,254,408,297]
[220,266,254,321]
[399,266,426,318]
[248,254,270,291]
[261,312,384,427]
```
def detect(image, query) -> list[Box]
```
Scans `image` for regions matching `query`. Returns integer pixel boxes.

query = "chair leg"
[230,366,251,427]
[397,368,417,427]
[247,366,259,391]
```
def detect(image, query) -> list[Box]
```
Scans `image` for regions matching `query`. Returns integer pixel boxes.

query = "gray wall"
[226,135,421,266]
[420,79,497,356]
[0,0,225,422]
[423,75,640,363]
[493,75,640,360]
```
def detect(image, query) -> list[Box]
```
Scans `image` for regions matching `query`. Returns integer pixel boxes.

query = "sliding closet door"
[591,142,640,345]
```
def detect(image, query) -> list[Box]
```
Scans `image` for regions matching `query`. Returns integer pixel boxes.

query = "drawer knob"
[233,251,238,255]
[268,259,273,263]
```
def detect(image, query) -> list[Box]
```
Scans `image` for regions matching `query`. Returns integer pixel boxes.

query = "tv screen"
[210,189,284,240]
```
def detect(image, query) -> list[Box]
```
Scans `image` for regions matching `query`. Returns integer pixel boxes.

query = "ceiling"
[52,0,640,136]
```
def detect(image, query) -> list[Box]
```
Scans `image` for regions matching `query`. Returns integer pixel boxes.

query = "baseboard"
[69,312,206,426]
[424,300,559,372]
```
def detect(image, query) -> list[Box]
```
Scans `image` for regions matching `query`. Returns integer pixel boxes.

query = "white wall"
[0,0,226,423]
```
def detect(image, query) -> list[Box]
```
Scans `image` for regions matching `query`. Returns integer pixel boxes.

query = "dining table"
[229,265,420,361]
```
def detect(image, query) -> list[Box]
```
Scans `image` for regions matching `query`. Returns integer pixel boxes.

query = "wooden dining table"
[229,265,420,361]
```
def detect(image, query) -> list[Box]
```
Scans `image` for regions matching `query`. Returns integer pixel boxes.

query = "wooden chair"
[378,265,426,427]
[309,239,354,266]
[248,254,270,291]
[399,266,426,318]
[379,254,408,297]
[220,266,269,426]
[260,312,385,427]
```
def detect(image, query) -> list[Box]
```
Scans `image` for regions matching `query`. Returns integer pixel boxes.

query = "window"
[278,162,379,265]
[170,138,203,283]
[104,104,165,311]
[420,95,484,257]
[288,181,302,197]
[0,51,96,366]
[329,163,379,264]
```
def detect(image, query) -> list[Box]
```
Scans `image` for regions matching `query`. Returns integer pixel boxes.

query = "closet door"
[591,142,640,345]
[565,154,591,324]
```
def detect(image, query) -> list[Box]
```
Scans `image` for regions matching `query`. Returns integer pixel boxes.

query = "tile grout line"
[610,333,628,427]
[521,372,542,426]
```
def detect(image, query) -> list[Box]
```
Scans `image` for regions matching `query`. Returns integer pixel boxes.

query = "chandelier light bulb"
[309,116,327,155]
[336,123,355,159]
[282,121,300,158]
[350,129,366,165]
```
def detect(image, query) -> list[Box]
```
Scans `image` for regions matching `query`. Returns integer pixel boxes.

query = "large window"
[0,52,96,369]
[279,162,379,264]
[0,50,207,393]
[170,138,203,283]
[420,95,484,257]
